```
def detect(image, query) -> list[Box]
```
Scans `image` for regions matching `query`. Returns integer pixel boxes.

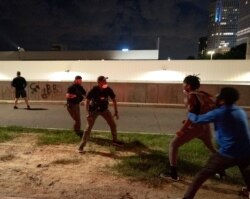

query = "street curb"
[0,100,185,108]
[1,100,250,110]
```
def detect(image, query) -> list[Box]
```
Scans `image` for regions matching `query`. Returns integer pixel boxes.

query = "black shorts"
[15,89,27,98]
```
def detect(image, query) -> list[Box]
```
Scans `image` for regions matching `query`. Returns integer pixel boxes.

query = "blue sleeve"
[188,110,216,124]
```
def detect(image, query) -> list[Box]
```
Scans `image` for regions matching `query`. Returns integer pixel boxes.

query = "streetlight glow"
[17,46,25,52]
[207,50,215,60]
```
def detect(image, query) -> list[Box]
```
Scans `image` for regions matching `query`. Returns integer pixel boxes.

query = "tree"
[186,56,196,60]
[199,43,246,60]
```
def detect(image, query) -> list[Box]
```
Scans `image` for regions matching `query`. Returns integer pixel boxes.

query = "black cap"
[97,75,108,82]
[75,75,82,80]
[217,87,239,105]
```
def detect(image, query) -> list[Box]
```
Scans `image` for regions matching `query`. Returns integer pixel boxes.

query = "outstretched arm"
[188,110,216,124]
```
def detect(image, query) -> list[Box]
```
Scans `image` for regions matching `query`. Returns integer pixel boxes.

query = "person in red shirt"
[160,75,218,181]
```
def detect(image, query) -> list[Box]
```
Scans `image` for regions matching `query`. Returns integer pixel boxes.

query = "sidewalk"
[1,102,249,134]
[0,103,186,134]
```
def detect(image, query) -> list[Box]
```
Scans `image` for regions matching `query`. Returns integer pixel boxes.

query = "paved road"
[1,103,250,134]
[0,103,187,134]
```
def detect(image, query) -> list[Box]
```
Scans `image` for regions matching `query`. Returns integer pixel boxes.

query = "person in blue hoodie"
[183,87,250,199]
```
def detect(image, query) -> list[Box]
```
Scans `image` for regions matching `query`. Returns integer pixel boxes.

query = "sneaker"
[78,148,85,154]
[112,140,124,147]
[27,105,31,110]
[160,172,179,181]
[13,106,18,109]
[239,187,250,198]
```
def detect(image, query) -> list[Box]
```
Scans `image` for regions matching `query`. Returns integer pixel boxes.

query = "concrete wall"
[0,50,159,60]
[1,60,250,105]
[0,60,250,84]
[1,81,250,106]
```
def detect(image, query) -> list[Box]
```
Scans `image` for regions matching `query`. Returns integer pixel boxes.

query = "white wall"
[0,50,159,60]
[0,60,250,85]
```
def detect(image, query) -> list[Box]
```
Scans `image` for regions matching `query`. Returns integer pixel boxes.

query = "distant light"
[17,46,25,52]
[122,48,129,52]
[207,50,215,55]
[207,50,215,60]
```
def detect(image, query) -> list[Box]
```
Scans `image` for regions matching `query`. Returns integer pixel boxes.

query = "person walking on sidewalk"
[11,71,30,109]
[78,75,123,153]
[160,75,218,181]
[183,87,250,199]
[66,75,86,137]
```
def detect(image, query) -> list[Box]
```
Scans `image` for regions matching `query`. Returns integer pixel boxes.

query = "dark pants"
[169,124,216,167]
[15,89,27,98]
[67,103,81,133]
[184,152,250,199]
[79,109,117,150]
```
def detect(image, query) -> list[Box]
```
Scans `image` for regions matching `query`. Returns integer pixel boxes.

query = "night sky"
[0,0,211,59]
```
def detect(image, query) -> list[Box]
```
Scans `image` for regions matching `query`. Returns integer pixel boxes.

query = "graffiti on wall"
[41,84,62,99]
[30,83,63,99]
[30,83,40,94]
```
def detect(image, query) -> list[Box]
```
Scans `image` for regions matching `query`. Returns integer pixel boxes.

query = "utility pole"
[156,36,160,60]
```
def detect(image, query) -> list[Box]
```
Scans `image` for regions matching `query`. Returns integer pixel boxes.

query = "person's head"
[183,75,200,92]
[74,75,82,84]
[97,75,108,89]
[17,71,21,76]
[216,87,239,106]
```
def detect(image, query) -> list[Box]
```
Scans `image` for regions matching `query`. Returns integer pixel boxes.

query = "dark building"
[198,37,208,58]
[237,0,250,45]
[207,0,239,52]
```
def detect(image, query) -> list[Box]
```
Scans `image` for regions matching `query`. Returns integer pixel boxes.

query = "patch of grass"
[0,126,244,186]
[0,130,17,143]
[37,131,80,145]
[0,126,79,145]
[0,126,45,133]
[113,151,167,186]
[111,135,244,186]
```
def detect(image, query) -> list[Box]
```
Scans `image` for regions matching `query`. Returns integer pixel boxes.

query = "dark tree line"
[187,43,247,60]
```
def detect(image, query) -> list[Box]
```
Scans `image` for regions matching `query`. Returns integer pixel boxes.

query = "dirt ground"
[0,134,246,199]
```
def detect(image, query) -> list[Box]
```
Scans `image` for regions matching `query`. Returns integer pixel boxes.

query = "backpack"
[189,91,216,114]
